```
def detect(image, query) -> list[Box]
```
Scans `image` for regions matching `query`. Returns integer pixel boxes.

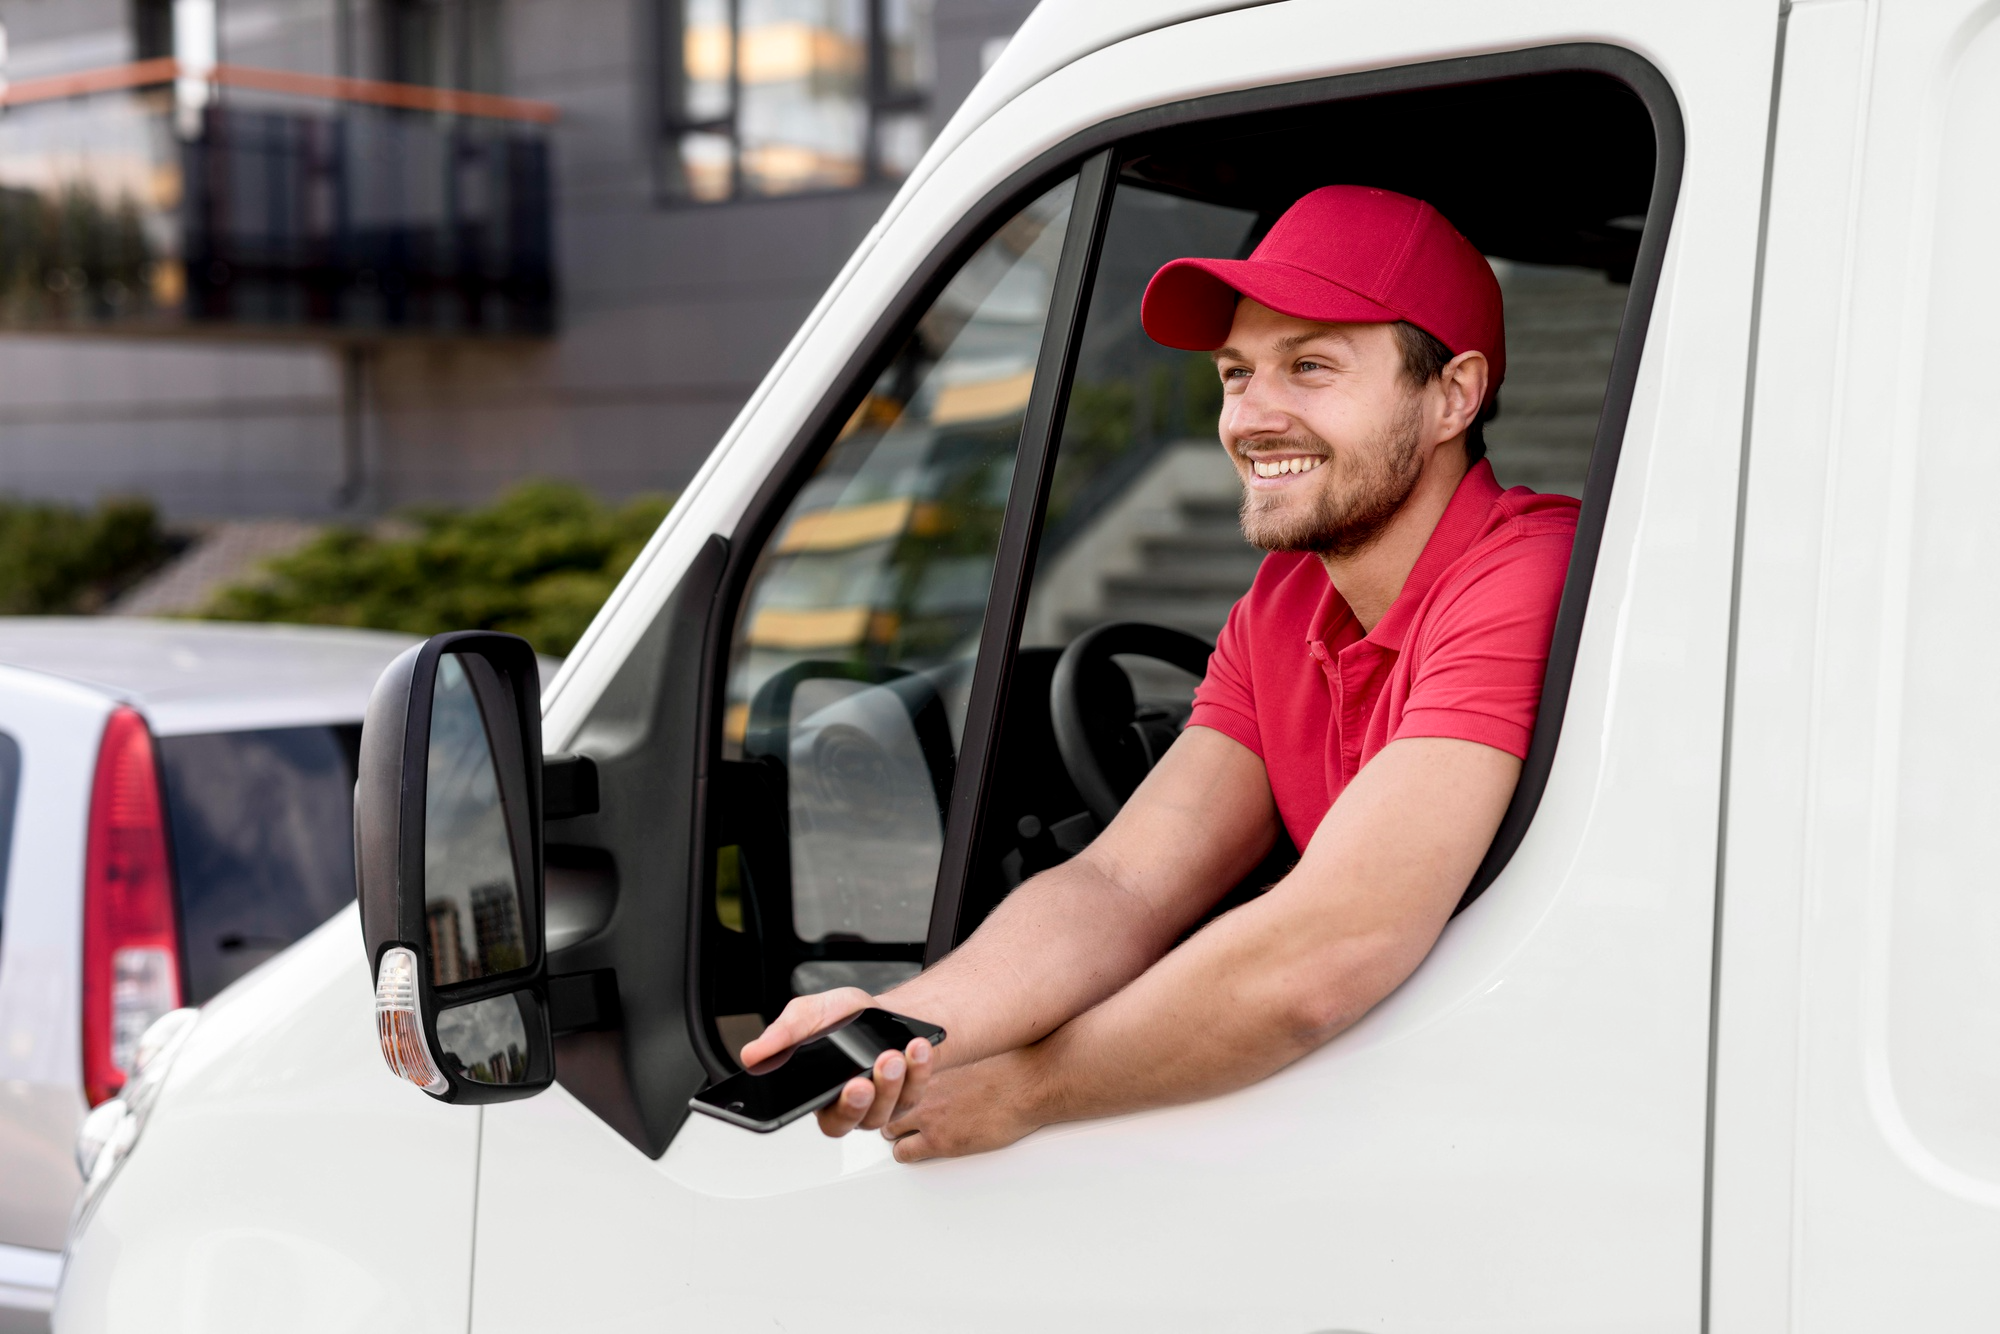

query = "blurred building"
[0,0,1036,519]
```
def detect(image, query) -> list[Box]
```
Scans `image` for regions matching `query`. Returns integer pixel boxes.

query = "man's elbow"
[1274,930,1433,1050]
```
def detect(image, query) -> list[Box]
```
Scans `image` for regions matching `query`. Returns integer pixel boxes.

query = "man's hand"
[735,987,938,1137]
[881,1049,1046,1162]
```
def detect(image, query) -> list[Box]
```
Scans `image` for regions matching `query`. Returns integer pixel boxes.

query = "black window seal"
[684,40,1687,1067]
[924,149,1119,962]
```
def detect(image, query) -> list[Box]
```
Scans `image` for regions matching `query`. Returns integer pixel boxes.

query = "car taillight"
[83,707,183,1107]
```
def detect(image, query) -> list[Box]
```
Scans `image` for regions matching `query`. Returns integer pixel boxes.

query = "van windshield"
[157,724,363,1003]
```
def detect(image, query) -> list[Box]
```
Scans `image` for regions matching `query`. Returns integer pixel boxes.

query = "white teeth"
[1251,456,1322,478]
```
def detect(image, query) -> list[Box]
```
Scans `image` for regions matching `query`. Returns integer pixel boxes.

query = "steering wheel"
[1050,622,1214,828]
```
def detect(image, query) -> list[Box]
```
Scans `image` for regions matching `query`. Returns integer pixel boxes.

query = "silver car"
[0,619,416,1333]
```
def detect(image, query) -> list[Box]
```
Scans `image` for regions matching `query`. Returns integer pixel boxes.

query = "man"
[742,184,1579,1159]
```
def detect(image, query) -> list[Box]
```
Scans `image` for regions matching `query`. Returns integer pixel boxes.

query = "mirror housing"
[356,631,555,1104]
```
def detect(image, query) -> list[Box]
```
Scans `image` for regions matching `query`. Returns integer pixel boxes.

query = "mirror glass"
[434,992,532,1085]
[424,652,528,986]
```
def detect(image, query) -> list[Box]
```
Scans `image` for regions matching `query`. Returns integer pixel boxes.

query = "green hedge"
[0,495,172,614]
[206,481,675,656]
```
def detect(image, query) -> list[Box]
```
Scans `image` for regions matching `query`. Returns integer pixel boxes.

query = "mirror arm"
[544,754,600,821]
[548,968,620,1035]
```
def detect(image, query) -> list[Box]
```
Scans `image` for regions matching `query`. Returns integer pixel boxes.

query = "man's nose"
[1223,369,1293,441]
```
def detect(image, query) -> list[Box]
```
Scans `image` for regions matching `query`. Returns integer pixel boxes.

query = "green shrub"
[0,495,172,613]
[205,481,675,656]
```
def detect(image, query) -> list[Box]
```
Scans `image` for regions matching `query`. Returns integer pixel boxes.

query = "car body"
[53,1,2000,1330]
[0,619,417,1332]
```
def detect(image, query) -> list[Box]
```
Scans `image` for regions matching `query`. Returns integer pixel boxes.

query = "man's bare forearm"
[880,728,1281,1069]
[877,851,1182,1068]
[1008,738,1521,1131]
[1012,875,1429,1125]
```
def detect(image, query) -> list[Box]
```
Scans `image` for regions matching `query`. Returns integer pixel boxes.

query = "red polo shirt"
[1189,460,1578,852]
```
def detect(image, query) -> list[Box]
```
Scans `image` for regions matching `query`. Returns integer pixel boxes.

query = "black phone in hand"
[689,1008,946,1133]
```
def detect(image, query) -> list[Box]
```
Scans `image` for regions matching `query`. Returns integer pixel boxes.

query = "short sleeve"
[1391,525,1572,759]
[1189,594,1263,758]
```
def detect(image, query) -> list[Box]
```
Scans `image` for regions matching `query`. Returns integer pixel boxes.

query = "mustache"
[1228,432,1335,463]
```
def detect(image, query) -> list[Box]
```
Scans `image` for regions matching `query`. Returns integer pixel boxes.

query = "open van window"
[961,69,1660,934]
[685,56,1672,1077]
[701,178,1080,1057]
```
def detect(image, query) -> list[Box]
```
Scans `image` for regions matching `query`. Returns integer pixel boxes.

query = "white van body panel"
[478,1,1776,1330]
[54,908,476,1334]
[1717,0,2000,1328]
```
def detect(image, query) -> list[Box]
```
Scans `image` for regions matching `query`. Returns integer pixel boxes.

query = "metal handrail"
[0,57,559,125]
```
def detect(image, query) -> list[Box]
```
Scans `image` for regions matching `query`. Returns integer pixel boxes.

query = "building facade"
[0,0,1036,519]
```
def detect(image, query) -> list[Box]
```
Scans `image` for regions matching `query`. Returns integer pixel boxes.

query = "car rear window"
[157,724,362,1004]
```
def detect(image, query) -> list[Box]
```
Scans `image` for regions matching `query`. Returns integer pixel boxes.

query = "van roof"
[0,618,418,737]
[927,2,1255,189]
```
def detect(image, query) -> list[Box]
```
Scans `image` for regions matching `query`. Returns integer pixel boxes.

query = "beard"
[1234,396,1425,558]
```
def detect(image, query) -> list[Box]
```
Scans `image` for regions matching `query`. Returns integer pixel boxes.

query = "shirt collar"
[1311,459,1504,654]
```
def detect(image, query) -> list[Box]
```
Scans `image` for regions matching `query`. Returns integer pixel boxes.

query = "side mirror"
[356,632,555,1103]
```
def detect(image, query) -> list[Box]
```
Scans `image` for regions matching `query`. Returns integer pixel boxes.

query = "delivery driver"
[743,184,1580,1159]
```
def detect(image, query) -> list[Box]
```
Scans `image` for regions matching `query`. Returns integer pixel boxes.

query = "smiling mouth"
[1248,455,1325,479]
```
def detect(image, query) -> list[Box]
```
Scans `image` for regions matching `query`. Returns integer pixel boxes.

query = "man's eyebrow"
[1274,328,1355,354]
[1211,329,1356,363]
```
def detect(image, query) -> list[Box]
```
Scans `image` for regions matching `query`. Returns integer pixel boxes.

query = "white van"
[52,1,2000,1329]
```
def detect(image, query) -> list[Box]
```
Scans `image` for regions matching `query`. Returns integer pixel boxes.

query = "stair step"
[1142,524,1255,552]
[1176,495,1242,522]
[1103,573,1256,603]
[1063,603,1237,643]
[1136,552,1256,580]
[1139,524,1257,550]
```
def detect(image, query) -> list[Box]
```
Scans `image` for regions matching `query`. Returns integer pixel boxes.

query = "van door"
[1715,0,2000,1327]
[475,4,1778,1330]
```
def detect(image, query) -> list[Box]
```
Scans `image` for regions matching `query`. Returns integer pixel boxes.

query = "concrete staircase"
[1072,492,1259,643]
[1483,260,1626,497]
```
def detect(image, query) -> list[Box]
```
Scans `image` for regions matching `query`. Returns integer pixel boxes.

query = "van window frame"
[684,41,1685,1079]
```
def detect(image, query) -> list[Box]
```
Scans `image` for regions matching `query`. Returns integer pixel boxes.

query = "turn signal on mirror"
[374,947,447,1094]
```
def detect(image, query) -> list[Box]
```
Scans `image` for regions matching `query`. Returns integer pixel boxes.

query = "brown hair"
[1392,321,1493,465]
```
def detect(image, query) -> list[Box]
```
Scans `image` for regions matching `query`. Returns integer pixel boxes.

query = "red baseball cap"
[1141,185,1505,400]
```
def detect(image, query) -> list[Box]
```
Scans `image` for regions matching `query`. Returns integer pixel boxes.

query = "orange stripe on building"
[0,57,558,124]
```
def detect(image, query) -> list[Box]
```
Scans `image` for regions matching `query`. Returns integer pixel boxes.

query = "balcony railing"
[0,60,556,337]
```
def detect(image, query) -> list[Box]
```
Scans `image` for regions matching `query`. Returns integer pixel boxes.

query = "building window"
[132,0,175,61]
[661,0,933,203]
[381,0,504,92]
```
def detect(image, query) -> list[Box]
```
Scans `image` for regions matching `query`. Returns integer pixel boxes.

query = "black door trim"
[924,149,1119,961]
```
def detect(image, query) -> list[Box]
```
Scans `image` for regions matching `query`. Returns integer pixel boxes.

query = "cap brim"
[1140,258,1406,351]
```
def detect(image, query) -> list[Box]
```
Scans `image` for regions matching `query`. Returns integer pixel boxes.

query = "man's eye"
[1221,366,1250,381]
[1296,359,1326,372]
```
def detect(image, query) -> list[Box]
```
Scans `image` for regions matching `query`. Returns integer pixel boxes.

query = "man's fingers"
[815,1075,874,1137]
[857,1050,906,1131]
[890,1038,933,1119]
[891,1130,933,1163]
[740,987,872,1068]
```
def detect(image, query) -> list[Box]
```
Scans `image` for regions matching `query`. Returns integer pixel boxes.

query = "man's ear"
[1434,350,1490,443]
